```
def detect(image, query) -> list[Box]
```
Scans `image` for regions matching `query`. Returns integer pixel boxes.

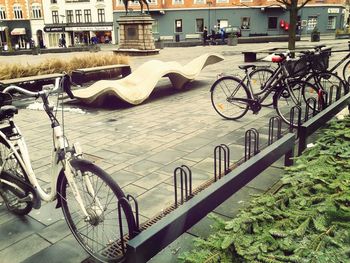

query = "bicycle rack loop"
[244,128,259,161]
[268,116,282,145]
[173,165,193,208]
[289,105,302,136]
[214,144,230,181]
[305,97,317,122]
[126,194,140,231]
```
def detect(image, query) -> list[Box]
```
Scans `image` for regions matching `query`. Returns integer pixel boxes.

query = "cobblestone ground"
[0,37,348,263]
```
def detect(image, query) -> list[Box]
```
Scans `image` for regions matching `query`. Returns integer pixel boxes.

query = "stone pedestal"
[114,15,159,56]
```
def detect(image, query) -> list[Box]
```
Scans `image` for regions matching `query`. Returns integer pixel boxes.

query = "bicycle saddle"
[238,65,255,70]
[0,105,18,119]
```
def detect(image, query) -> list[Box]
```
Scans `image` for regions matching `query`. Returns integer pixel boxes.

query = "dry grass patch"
[0,54,129,80]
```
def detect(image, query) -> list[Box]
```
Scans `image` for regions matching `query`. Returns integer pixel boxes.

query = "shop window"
[66,10,74,23]
[327,16,336,29]
[196,18,204,33]
[98,9,105,22]
[32,4,42,19]
[268,17,277,29]
[175,19,182,33]
[152,19,159,33]
[84,10,92,23]
[75,10,82,23]
[14,5,23,19]
[52,11,59,23]
[307,16,318,30]
[173,0,184,4]
[0,7,6,20]
[241,17,250,30]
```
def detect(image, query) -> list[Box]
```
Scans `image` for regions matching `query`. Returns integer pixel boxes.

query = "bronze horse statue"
[123,0,149,15]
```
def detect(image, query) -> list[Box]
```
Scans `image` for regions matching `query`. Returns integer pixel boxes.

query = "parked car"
[208,27,241,44]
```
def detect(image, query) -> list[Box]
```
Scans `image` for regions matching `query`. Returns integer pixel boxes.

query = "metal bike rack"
[305,97,317,121]
[174,165,193,208]
[214,144,230,181]
[125,133,296,263]
[298,92,350,156]
[289,105,302,135]
[244,128,259,161]
[268,116,282,145]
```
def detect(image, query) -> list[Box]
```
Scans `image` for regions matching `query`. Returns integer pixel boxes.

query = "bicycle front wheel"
[210,76,249,120]
[307,71,348,104]
[249,67,274,106]
[58,159,137,263]
[342,59,350,85]
[275,80,319,127]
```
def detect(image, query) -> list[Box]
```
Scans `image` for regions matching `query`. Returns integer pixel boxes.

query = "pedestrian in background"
[203,26,208,46]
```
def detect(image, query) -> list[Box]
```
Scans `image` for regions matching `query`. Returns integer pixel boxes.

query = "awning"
[11,28,26,35]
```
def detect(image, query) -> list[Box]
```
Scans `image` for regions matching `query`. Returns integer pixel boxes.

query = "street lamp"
[207,0,212,30]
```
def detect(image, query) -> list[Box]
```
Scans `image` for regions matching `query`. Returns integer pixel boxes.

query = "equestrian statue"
[123,0,150,15]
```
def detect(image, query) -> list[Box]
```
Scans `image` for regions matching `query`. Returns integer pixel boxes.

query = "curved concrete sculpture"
[72,53,224,105]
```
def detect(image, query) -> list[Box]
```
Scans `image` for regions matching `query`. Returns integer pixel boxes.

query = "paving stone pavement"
[0,36,349,263]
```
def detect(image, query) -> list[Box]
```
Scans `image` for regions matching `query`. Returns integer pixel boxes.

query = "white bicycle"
[0,76,137,262]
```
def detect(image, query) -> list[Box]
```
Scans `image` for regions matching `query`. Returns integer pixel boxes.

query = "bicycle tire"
[249,68,274,106]
[306,71,348,105]
[342,59,350,85]
[0,140,32,216]
[210,76,250,120]
[58,159,137,263]
[275,80,319,128]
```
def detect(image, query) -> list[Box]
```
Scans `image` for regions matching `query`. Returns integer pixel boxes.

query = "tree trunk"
[288,2,298,57]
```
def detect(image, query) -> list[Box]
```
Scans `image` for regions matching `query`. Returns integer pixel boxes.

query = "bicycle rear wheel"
[249,67,274,106]
[210,76,249,120]
[275,80,319,127]
[58,159,137,263]
[0,141,32,216]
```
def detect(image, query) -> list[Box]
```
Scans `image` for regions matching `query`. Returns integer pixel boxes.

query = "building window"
[152,19,159,33]
[240,0,253,2]
[327,16,336,29]
[195,0,204,3]
[241,17,250,30]
[84,10,92,23]
[268,17,277,29]
[173,0,184,4]
[0,7,6,20]
[14,6,23,19]
[75,10,82,23]
[307,16,318,30]
[217,0,228,3]
[32,4,42,19]
[51,0,57,3]
[217,19,228,29]
[149,0,157,3]
[97,9,105,22]
[66,10,74,23]
[52,11,59,23]
[175,19,182,32]
[196,18,204,32]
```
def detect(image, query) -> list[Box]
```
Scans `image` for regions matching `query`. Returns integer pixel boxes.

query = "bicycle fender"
[55,158,94,209]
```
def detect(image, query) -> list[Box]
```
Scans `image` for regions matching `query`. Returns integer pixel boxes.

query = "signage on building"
[328,8,340,14]
[44,27,65,32]
[65,26,113,31]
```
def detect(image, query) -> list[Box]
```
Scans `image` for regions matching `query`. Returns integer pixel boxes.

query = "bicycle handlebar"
[3,76,73,99]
